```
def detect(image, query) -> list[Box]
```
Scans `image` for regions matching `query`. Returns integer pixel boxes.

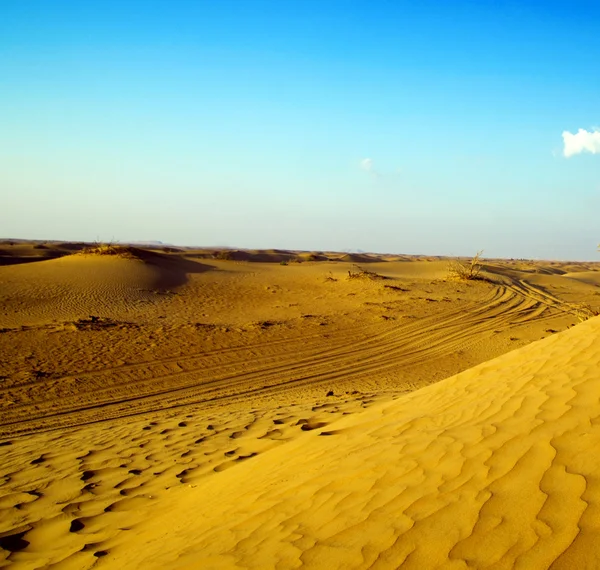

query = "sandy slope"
[2,316,599,568]
[93,316,600,568]
[0,250,212,328]
[561,271,600,287]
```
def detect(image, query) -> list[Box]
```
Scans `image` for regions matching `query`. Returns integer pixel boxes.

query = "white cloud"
[562,128,600,158]
[359,157,381,178]
[360,158,374,172]
[358,158,403,178]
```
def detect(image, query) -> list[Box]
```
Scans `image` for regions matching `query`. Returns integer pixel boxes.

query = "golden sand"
[1,242,599,568]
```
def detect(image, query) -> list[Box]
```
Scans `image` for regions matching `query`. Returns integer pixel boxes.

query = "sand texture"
[1,242,600,568]
[111,315,600,569]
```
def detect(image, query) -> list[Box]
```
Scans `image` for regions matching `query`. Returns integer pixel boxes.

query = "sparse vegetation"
[80,240,120,255]
[572,244,600,321]
[214,250,234,260]
[447,250,484,281]
[572,303,600,322]
[79,241,139,259]
[347,265,387,281]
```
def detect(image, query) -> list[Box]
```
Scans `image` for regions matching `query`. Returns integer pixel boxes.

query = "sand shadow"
[0,242,87,266]
[134,250,216,289]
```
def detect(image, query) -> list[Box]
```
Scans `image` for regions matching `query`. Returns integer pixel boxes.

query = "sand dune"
[1,246,600,568]
[2,317,599,568]
[336,253,384,263]
[0,250,211,327]
[561,270,600,287]
[113,315,600,569]
[0,242,73,266]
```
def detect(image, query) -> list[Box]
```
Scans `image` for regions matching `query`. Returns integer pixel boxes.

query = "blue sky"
[1,0,599,259]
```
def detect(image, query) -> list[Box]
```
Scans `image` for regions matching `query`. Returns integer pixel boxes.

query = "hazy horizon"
[2,235,599,263]
[2,0,599,261]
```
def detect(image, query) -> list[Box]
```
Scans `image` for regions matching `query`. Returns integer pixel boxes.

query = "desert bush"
[214,250,233,260]
[447,250,484,281]
[81,240,122,255]
[79,241,139,259]
[573,303,600,322]
[347,265,386,280]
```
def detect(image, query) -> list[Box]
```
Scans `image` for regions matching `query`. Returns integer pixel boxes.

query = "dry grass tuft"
[347,265,387,281]
[79,242,140,259]
[447,250,484,281]
[572,303,600,322]
[214,250,234,260]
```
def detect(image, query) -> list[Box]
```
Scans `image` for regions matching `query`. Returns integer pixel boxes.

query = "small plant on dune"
[347,265,386,281]
[572,303,600,322]
[80,238,120,255]
[214,250,233,260]
[85,244,119,255]
[574,244,600,320]
[447,250,484,281]
[80,240,139,259]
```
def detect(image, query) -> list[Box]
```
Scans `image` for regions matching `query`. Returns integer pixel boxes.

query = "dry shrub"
[568,243,600,321]
[347,265,386,281]
[214,250,233,260]
[447,250,484,281]
[572,303,600,322]
[79,241,139,259]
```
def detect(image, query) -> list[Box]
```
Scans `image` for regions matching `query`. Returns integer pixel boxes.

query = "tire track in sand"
[0,283,572,436]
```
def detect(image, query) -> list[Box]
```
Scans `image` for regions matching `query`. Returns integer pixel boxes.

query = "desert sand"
[1,241,600,568]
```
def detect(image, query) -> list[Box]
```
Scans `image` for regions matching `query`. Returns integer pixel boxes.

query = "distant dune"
[0,246,212,327]
[562,270,600,287]
[336,252,384,263]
